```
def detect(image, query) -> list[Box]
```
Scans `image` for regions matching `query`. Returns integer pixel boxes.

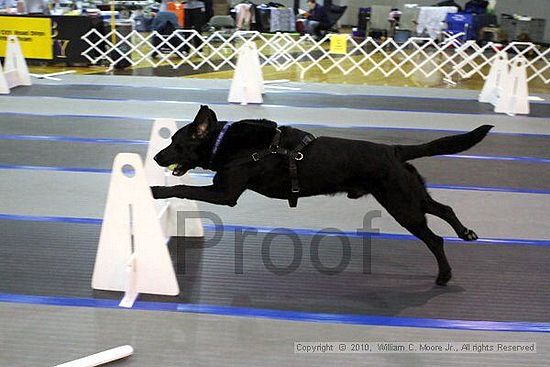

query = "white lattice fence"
[81,29,549,84]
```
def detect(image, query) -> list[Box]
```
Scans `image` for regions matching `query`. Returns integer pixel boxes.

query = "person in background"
[150,4,180,58]
[157,0,168,11]
[303,0,329,38]
[24,0,49,14]
[487,0,496,14]
[0,0,15,11]
[150,4,179,33]
[49,0,62,15]
[436,0,463,12]
[464,0,489,14]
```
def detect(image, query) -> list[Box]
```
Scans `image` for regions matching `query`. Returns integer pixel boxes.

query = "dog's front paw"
[151,186,172,199]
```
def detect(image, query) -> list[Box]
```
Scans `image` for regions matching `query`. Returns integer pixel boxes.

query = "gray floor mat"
[2,303,549,367]
[1,138,549,190]
[0,219,548,323]
[9,85,550,117]
[2,114,549,159]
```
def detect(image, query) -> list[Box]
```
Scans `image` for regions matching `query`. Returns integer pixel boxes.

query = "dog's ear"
[208,108,218,123]
[191,105,214,139]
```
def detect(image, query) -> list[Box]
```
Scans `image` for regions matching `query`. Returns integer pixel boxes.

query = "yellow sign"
[0,17,52,59]
[329,34,348,55]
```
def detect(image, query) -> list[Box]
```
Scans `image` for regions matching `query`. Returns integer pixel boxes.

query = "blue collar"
[209,121,234,166]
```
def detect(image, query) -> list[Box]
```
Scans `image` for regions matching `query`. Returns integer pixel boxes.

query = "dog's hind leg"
[403,162,477,241]
[424,197,478,241]
[405,221,452,286]
[373,191,453,286]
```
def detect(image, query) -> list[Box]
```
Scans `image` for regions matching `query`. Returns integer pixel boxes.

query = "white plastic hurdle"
[494,57,530,115]
[479,53,530,115]
[479,52,508,105]
[92,153,180,308]
[92,119,203,308]
[0,36,31,94]
[144,118,204,238]
[228,42,264,105]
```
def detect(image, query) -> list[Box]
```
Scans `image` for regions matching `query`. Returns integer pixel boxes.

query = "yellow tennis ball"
[168,164,177,171]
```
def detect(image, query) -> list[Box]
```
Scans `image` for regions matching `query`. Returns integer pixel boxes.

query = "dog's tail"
[395,125,494,162]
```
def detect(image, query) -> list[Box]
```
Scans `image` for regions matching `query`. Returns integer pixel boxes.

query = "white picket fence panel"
[81,29,549,84]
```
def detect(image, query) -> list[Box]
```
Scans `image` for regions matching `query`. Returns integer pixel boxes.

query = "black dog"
[152,105,493,286]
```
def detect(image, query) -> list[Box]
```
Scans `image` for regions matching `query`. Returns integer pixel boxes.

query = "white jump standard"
[0,36,31,94]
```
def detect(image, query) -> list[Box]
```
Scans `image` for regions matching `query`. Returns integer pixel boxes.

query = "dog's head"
[154,105,219,176]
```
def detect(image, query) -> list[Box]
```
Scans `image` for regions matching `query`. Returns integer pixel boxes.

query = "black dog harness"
[211,124,316,208]
[252,128,316,208]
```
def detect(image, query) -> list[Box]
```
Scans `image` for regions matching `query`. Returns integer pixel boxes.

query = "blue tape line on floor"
[2,134,549,164]
[0,164,111,174]
[0,111,157,121]
[0,213,549,246]
[21,82,550,105]
[426,183,550,195]
[0,293,548,332]
[0,134,148,145]
[6,94,544,117]
[203,224,550,247]
[1,163,549,195]
[440,154,550,164]
[0,213,102,225]
[1,111,549,138]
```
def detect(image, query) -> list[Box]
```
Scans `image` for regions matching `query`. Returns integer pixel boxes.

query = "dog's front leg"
[152,170,249,206]
[151,184,243,207]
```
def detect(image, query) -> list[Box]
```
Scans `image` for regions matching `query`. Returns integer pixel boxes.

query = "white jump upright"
[479,53,530,115]
[494,57,530,115]
[144,118,204,238]
[0,36,31,94]
[228,42,264,105]
[91,153,180,308]
[478,51,508,105]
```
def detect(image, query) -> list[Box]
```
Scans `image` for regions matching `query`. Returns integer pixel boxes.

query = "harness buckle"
[252,152,260,161]
[291,188,300,193]
[294,152,304,161]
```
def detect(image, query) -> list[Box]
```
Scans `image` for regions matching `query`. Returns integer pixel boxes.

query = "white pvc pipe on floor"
[53,345,134,367]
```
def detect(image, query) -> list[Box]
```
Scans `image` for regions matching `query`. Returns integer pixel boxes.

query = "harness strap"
[288,159,299,207]
[286,133,315,207]
[270,129,282,151]
[223,128,283,168]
